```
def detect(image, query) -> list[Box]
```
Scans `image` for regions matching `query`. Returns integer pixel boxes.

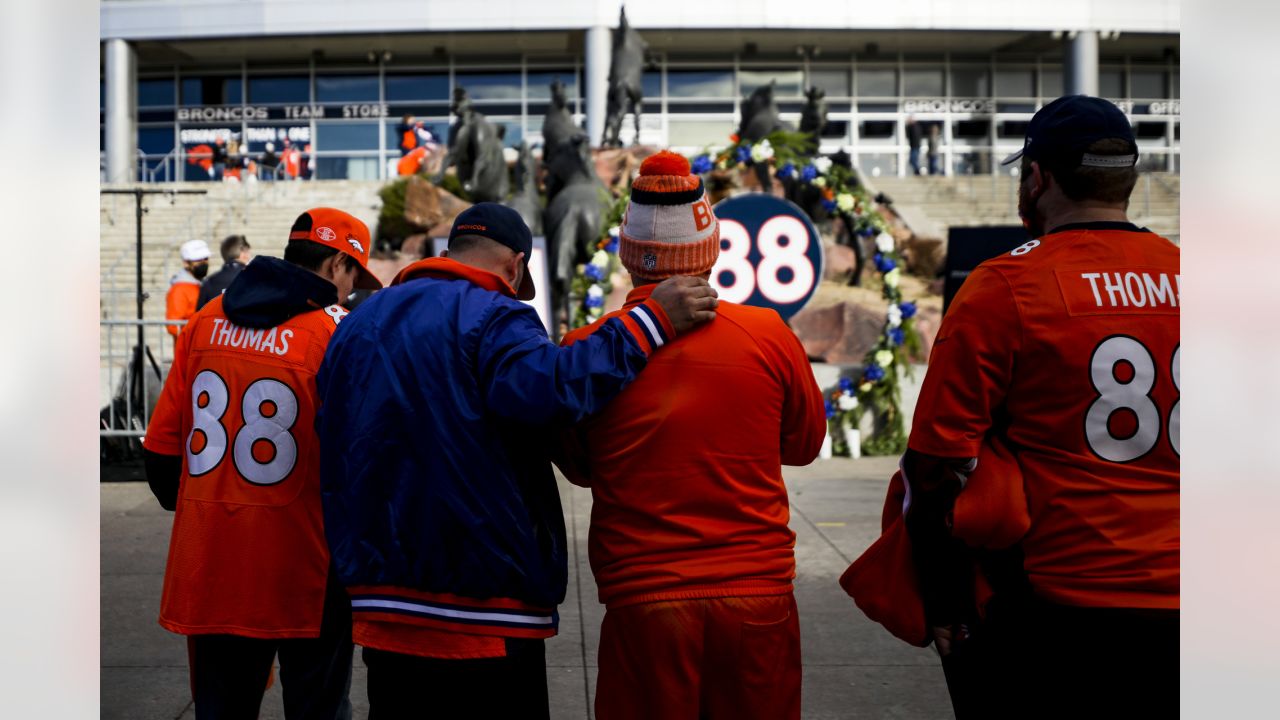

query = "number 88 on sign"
[709,195,824,320]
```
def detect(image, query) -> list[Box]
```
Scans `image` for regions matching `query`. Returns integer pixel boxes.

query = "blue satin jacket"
[315,258,673,637]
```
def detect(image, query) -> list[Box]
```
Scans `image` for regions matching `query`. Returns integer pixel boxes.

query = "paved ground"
[101,456,953,719]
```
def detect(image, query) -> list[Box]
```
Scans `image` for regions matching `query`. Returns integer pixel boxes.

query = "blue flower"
[864,364,885,382]
[888,327,905,347]
[821,198,837,212]
[584,264,603,281]
[604,238,620,254]
[584,293,604,308]
[777,161,796,179]
[874,253,896,273]
[860,225,877,237]
[800,164,818,182]
[690,155,713,175]
[899,301,917,320]
[824,400,836,419]
[735,145,752,164]
[838,377,855,393]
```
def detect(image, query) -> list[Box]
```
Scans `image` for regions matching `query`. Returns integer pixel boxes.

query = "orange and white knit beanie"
[620,151,720,282]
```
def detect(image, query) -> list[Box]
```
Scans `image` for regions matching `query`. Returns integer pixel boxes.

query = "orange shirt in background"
[165,276,201,337]
[561,285,826,609]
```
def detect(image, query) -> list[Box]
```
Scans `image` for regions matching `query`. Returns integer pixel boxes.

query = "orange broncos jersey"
[144,295,350,638]
[909,223,1179,609]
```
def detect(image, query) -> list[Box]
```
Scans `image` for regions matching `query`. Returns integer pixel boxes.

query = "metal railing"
[99,319,183,446]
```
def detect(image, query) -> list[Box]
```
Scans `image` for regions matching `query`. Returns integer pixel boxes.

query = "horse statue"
[542,78,587,201]
[601,6,649,147]
[543,134,607,332]
[506,141,543,235]
[736,81,794,192]
[436,86,509,203]
[799,85,828,138]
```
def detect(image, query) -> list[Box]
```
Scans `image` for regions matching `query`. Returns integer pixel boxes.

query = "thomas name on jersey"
[1057,269,1180,316]
[203,317,296,357]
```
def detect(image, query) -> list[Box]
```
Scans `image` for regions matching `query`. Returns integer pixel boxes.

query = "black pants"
[942,594,1179,720]
[188,575,353,720]
[363,638,549,720]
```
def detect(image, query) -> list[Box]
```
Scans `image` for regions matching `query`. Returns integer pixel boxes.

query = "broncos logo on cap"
[347,236,365,255]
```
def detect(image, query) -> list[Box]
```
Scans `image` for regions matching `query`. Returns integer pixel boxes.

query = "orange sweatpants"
[594,593,801,720]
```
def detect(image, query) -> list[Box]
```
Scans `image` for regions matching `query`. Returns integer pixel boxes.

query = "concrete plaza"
[101,456,953,719]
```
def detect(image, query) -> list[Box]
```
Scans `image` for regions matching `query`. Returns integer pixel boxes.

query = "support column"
[104,39,138,184]
[584,25,611,146]
[1065,30,1099,97]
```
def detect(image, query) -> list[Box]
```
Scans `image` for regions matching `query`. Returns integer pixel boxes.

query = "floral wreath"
[569,132,921,456]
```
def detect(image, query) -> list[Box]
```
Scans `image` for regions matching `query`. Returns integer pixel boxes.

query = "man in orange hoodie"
[560,151,826,720]
[165,239,210,337]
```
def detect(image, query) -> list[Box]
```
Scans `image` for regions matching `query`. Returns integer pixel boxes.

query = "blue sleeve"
[476,301,650,426]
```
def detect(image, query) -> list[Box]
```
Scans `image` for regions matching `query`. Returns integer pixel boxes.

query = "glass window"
[315,121,380,151]
[1041,69,1063,98]
[526,72,578,100]
[1134,121,1167,139]
[857,68,897,97]
[642,72,662,99]
[1131,70,1167,99]
[858,120,897,140]
[998,120,1030,139]
[995,70,1034,98]
[1100,69,1124,98]
[316,75,378,103]
[952,120,990,140]
[1172,71,1179,99]
[668,119,735,147]
[809,68,849,97]
[856,153,898,177]
[315,156,381,181]
[138,127,174,154]
[138,79,174,107]
[903,69,943,97]
[950,67,990,97]
[245,125,311,153]
[385,74,449,102]
[739,69,803,98]
[667,70,733,98]
[248,76,309,104]
[455,73,523,101]
[181,76,242,105]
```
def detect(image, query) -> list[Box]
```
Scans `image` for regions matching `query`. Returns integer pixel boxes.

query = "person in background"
[281,139,301,181]
[259,142,280,181]
[927,123,941,176]
[211,137,228,181]
[559,152,825,720]
[197,235,253,310]
[165,239,210,337]
[906,115,923,176]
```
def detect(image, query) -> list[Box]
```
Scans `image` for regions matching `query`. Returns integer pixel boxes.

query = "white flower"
[836,193,855,212]
[837,394,858,411]
[884,268,901,289]
[590,250,610,269]
[859,382,873,393]
[589,306,604,318]
[887,304,902,328]
[813,156,833,174]
[751,139,774,163]
[876,232,895,254]
[587,285,604,299]
[608,225,621,238]
[875,349,895,368]
[812,176,827,188]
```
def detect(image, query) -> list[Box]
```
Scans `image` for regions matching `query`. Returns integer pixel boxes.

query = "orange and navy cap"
[288,207,382,290]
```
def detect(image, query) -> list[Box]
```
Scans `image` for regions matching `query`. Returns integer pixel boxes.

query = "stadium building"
[101,0,1180,183]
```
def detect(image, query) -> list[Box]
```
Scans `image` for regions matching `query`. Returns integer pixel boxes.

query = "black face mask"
[191,262,210,280]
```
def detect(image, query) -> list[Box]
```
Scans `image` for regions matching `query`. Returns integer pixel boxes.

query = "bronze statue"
[543,78,587,201]
[736,81,793,191]
[506,141,543,235]
[799,86,828,139]
[543,134,606,331]
[601,6,649,147]
[436,87,509,203]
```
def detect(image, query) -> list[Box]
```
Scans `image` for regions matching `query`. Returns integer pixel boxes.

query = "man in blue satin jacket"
[315,203,718,719]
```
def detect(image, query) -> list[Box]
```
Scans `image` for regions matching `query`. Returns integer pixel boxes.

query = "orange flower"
[822,188,835,201]
[729,133,740,143]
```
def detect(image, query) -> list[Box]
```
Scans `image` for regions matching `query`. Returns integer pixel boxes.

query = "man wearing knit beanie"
[560,151,826,720]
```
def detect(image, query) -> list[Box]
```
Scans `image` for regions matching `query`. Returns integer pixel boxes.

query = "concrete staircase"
[868,172,1180,243]
[100,180,385,323]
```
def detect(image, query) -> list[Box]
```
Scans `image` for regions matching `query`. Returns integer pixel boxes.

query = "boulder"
[824,242,856,281]
[902,235,946,279]
[400,234,430,259]
[790,301,888,364]
[404,176,471,234]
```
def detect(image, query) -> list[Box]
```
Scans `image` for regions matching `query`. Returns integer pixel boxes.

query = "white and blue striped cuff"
[628,303,670,349]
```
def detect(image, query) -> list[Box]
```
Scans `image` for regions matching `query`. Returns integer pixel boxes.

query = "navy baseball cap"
[448,203,536,300]
[1001,95,1139,169]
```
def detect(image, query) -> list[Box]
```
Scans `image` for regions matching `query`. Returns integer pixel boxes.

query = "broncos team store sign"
[709,195,823,321]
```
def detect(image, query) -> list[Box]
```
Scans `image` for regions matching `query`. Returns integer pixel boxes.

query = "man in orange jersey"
[143,208,382,719]
[902,95,1179,718]
[559,151,826,720]
[165,239,210,337]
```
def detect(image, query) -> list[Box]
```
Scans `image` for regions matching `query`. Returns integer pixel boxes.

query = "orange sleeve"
[143,317,193,457]
[165,284,199,337]
[777,321,826,466]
